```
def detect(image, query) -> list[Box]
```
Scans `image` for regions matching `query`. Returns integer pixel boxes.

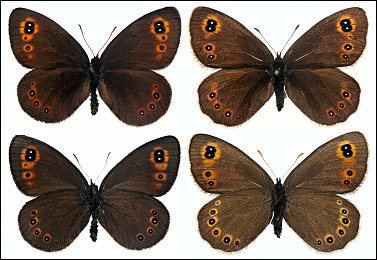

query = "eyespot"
[342,53,350,59]
[328,110,335,117]
[225,110,231,118]
[23,44,34,53]
[31,210,37,216]
[339,18,353,32]
[215,200,221,205]
[43,234,51,243]
[324,234,334,244]
[204,44,214,51]
[209,92,216,99]
[337,200,342,205]
[209,209,218,215]
[33,228,41,236]
[150,209,157,215]
[343,43,353,51]
[208,54,216,60]
[342,90,350,99]
[137,234,144,241]
[29,218,37,226]
[214,103,221,110]
[212,228,221,237]
[139,109,146,116]
[338,102,345,109]
[150,217,158,225]
[340,208,348,215]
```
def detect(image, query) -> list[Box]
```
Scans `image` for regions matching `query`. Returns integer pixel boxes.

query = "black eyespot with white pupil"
[29,90,35,97]
[205,146,216,159]
[30,219,36,225]
[342,217,349,224]
[137,234,144,241]
[44,235,51,243]
[326,237,333,244]
[154,21,165,34]
[25,21,35,34]
[25,148,37,161]
[345,44,353,50]
[343,91,350,98]
[341,144,353,157]
[205,19,217,32]
[154,150,164,163]
[340,19,353,32]
[223,237,231,244]
[152,218,158,224]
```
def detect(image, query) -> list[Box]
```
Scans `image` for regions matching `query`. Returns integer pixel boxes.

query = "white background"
[1,1,376,259]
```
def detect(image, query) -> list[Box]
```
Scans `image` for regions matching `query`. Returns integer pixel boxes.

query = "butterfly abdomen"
[272,179,286,238]
[89,57,102,115]
[88,182,101,242]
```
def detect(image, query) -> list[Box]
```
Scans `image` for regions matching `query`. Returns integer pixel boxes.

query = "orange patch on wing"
[22,171,36,180]
[23,44,34,53]
[336,15,356,35]
[150,147,170,171]
[201,142,221,167]
[336,141,356,164]
[20,17,40,35]
[154,172,167,181]
[201,15,222,37]
[150,17,170,36]
[20,145,40,169]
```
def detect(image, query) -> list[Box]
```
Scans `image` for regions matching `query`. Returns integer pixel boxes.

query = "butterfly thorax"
[88,182,101,242]
[271,178,286,238]
[271,55,287,112]
[88,57,103,116]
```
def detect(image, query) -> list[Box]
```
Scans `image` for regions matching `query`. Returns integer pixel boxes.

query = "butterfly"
[9,7,181,125]
[9,135,180,251]
[189,132,368,252]
[190,7,368,126]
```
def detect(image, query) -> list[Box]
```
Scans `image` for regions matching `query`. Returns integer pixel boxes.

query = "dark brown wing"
[189,134,274,193]
[285,68,360,125]
[283,132,368,194]
[100,7,181,70]
[98,70,171,126]
[284,190,359,252]
[190,6,273,68]
[284,7,367,68]
[99,136,180,197]
[18,190,90,252]
[9,135,89,196]
[17,68,90,123]
[98,191,169,250]
[9,8,88,69]
[198,69,273,126]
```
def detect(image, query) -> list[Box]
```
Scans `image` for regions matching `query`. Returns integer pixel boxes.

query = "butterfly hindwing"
[17,68,90,123]
[283,132,368,194]
[190,6,273,68]
[98,70,171,126]
[198,69,273,126]
[9,135,89,196]
[198,190,272,252]
[100,136,180,196]
[100,7,181,70]
[18,190,91,252]
[285,68,360,125]
[284,7,367,68]
[284,191,360,252]
[9,8,89,69]
[98,191,169,250]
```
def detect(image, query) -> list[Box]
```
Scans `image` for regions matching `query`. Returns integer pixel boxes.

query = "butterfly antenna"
[78,24,95,57]
[281,152,304,179]
[73,154,91,180]
[95,152,111,183]
[96,27,117,57]
[280,24,300,55]
[257,150,277,179]
[254,28,276,55]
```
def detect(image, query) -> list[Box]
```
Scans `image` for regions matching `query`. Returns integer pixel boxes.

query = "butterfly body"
[9,7,181,125]
[271,178,286,238]
[88,182,101,242]
[190,7,367,126]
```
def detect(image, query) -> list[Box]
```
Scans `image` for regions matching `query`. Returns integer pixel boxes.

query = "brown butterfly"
[189,132,368,252]
[9,135,180,251]
[9,7,181,125]
[190,7,368,126]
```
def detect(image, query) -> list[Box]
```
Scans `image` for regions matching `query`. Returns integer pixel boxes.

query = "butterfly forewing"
[284,7,367,68]
[100,7,181,70]
[190,7,273,68]
[283,132,368,194]
[9,8,89,69]
[18,190,91,252]
[284,191,360,252]
[98,191,169,250]
[190,134,274,193]
[9,135,89,196]
[98,70,171,126]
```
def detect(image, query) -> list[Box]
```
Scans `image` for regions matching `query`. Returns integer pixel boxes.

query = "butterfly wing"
[9,135,91,251]
[100,7,181,70]
[97,136,179,249]
[190,6,273,68]
[283,132,368,194]
[283,7,367,68]
[98,7,180,125]
[285,68,360,125]
[18,190,91,252]
[283,190,359,252]
[98,191,169,250]
[197,69,273,126]
[97,70,171,126]
[9,135,89,196]
[197,190,272,252]
[17,68,90,123]
[189,134,274,193]
[9,8,88,69]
